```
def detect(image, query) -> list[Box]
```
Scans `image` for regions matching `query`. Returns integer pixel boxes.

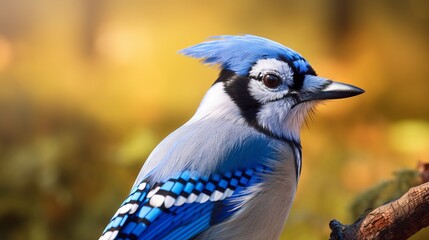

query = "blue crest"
[180,35,313,76]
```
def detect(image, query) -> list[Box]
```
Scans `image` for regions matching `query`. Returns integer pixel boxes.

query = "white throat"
[256,101,315,142]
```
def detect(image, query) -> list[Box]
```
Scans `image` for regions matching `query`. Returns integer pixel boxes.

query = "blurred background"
[0,0,428,239]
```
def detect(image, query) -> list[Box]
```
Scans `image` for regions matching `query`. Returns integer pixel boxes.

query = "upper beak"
[298,79,365,102]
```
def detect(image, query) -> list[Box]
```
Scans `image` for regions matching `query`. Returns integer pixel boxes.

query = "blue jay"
[100,35,364,240]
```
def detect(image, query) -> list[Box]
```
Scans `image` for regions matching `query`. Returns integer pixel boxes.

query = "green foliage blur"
[350,168,421,220]
[0,0,428,239]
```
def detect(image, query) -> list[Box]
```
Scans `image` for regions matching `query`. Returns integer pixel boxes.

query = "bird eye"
[262,74,281,88]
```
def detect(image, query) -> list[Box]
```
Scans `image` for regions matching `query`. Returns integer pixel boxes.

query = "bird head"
[180,35,364,142]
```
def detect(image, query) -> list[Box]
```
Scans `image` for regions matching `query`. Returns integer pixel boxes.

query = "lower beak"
[298,80,364,102]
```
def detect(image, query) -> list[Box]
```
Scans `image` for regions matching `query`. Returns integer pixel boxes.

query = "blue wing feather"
[100,165,270,240]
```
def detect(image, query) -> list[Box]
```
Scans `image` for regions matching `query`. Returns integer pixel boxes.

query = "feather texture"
[132,118,278,186]
[180,35,314,76]
[100,165,273,239]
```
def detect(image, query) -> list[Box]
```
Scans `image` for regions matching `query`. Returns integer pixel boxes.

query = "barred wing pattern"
[100,165,270,240]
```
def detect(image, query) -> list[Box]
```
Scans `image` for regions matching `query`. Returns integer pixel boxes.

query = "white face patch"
[248,59,294,104]
[249,58,294,84]
[247,59,328,141]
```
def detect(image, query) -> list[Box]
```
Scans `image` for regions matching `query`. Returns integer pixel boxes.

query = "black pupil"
[262,74,280,88]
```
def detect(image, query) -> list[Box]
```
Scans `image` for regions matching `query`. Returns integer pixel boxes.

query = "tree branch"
[330,182,429,240]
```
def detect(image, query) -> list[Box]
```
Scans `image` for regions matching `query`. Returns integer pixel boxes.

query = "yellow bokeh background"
[0,0,428,239]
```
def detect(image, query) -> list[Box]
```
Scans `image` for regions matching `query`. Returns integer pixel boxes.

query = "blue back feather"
[180,35,312,76]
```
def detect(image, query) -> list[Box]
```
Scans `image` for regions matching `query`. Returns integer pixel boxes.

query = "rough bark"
[330,182,429,240]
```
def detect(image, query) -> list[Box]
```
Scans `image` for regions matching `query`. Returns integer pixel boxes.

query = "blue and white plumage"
[100,35,364,239]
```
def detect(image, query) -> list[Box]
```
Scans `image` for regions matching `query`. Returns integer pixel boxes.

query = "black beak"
[299,80,364,102]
